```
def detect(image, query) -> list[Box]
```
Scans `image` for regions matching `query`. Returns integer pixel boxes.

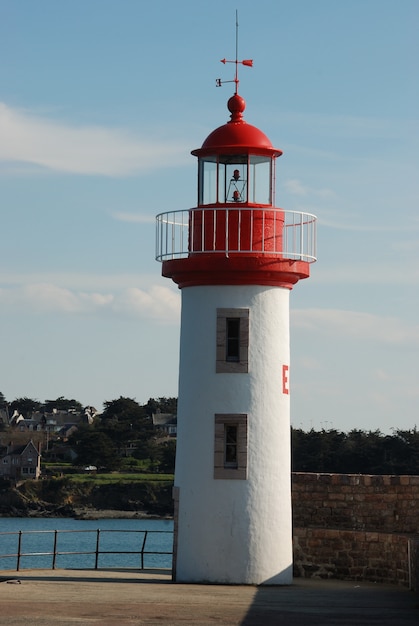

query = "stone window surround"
[216,308,249,373]
[214,413,248,480]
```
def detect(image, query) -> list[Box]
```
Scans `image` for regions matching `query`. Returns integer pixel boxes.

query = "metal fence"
[0,528,173,571]
[156,207,317,263]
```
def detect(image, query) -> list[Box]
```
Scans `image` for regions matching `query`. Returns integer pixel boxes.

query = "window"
[214,414,248,480]
[226,318,240,361]
[216,308,249,373]
[197,154,273,207]
[224,425,238,467]
[22,467,28,474]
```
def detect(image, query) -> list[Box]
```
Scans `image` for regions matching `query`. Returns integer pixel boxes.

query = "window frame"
[214,414,248,480]
[226,317,240,362]
[216,308,249,373]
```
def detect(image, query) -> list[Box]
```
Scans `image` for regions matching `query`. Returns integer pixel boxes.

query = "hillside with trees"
[0,393,177,473]
[291,427,419,475]
[1,390,418,476]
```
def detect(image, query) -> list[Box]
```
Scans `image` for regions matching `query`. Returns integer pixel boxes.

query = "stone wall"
[293,528,410,586]
[410,538,419,592]
[292,472,419,534]
[291,473,419,588]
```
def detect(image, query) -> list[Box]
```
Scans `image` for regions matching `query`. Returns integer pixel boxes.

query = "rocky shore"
[0,506,172,520]
[72,508,172,520]
[0,478,174,519]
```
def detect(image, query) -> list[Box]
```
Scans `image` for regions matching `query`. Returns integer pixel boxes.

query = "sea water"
[0,517,173,571]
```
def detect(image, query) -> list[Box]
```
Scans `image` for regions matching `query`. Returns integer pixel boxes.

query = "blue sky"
[1,0,418,433]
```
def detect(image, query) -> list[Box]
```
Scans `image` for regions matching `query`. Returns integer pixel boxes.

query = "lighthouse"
[156,61,316,584]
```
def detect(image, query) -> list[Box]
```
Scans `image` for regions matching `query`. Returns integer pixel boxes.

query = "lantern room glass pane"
[199,157,217,205]
[248,156,272,205]
[198,154,272,205]
[219,155,247,203]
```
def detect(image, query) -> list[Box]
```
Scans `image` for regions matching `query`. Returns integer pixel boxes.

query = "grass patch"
[68,472,174,484]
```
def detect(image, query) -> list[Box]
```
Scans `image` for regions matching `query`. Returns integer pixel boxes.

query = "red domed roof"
[192,94,282,157]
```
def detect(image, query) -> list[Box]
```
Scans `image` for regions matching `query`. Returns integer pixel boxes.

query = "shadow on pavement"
[240,579,419,626]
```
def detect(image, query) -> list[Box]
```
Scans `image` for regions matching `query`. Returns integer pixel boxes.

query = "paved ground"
[0,569,418,625]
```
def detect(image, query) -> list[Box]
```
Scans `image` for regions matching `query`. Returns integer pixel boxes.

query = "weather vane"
[216,10,253,95]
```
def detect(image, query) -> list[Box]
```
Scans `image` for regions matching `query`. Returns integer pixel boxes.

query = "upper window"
[226,318,240,362]
[216,308,249,373]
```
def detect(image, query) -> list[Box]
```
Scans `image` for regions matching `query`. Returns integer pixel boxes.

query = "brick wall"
[292,472,419,534]
[293,528,410,586]
[291,473,419,588]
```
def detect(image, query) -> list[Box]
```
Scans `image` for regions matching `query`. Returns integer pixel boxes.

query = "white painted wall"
[174,284,293,584]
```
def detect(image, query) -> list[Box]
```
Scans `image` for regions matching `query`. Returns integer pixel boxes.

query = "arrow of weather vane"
[216,58,253,91]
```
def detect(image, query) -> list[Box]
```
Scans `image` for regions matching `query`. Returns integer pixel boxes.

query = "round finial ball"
[227,94,246,115]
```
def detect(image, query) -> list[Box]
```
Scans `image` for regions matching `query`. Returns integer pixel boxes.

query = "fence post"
[52,530,58,570]
[95,529,100,570]
[16,531,22,571]
[140,531,148,570]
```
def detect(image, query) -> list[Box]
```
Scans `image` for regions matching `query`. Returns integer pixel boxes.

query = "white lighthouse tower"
[156,61,316,584]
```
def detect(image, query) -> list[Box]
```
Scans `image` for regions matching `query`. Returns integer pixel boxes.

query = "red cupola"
[192,94,281,208]
[156,92,316,289]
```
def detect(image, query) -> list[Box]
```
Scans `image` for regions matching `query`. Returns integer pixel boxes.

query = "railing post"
[16,531,22,571]
[225,208,229,255]
[140,531,148,570]
[52,530,58,570]
[95,529,100,570]
[300,211,304,257]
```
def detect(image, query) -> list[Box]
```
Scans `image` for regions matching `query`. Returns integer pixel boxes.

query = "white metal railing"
[156,207,317,263]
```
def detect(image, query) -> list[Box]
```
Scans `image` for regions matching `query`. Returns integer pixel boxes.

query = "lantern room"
[156,91,316,289]
[192,94,282,208]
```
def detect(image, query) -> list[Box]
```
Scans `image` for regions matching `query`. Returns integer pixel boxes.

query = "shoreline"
[0,508,173,521]
[73,508,173,520]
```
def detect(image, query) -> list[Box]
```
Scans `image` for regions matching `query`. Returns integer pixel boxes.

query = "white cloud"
[372,368,392,381]
[112,286,180,321]
[1,282,114,313]
[311,262,419,286]
[284,178,336,199]
[0,102,189,176]
[0,281,180,323]
[279,111,419,142]
[292,308,419,346]
[111,211,156,224]
[296,355,322,371]
[318,214,419,233]
[0,271,160,291]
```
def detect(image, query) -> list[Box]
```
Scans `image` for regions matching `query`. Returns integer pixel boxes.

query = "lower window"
[214,414,248,480]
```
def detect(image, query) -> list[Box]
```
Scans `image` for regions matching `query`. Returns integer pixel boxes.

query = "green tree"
[9,397,42,418]
[42,396,83,413]
[144,397,177,417]
[102,397,147,423]
[100,397,154,459]
[158,439,176,473]
[383,428,419,474]
[291,426,419,475]
[68,426,119,471]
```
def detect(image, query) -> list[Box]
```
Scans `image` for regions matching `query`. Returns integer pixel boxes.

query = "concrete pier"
[0,569,418,625]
